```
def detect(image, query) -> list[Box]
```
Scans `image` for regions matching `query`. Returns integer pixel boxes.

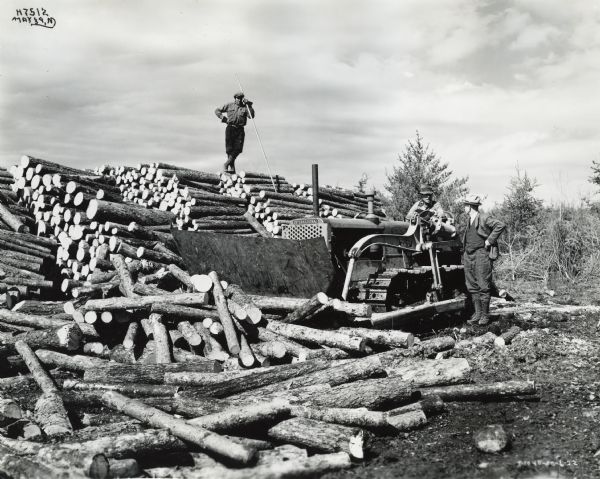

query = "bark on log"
[167,264,195,290]
[35,447,110,479]
[370,297,466,329]
[384,409,428,431]
[151,303,220,321]
[187,401,290,432]
[385,358,471,387]
[83,362,221,384]
[150,313,172,364]
[53,428,187,459]
[84,292,209,311]
[338,327,414,349]
[0,202,28,232]
[268,417,366,459]
[289,405,389,429]
[3,323,83,352]
[165,360,332,398]
[256,327,312,361]
[101,391,256,465]
[87,199,175,226]
[280,292,330,324]
[247,295,309,312]
[308,376,420,409]
[35,349,109,371]
[123,322,139,349]
[209,271,240,355]
[0,398,22,426]
[0,444,65,479]
[110,254,137,298]
[266,321,367,352]
[63,379,178,397]
[243,210,271,237]
[0,309,69,329]
[331,299,372,317]
[250,340,287,359]
[419,380,537,401]
[177,321,203,347]
[386,395,446,418]
[137,246,184,268]
[225,284,262,324]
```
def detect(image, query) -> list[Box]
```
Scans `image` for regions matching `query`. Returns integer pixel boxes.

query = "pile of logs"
[0,156,537,478]
[219,173,386,236]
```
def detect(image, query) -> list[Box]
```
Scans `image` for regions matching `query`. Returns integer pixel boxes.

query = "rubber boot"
[478,293,491,325]
[467,293,480,324]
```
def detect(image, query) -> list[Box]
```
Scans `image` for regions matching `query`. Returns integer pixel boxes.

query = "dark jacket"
[462,212,506,248]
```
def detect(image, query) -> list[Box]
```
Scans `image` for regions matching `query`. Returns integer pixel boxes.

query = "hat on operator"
[233,91,245,99]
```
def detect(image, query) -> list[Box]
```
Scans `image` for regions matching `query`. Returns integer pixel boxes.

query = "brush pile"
[0,156,538,478]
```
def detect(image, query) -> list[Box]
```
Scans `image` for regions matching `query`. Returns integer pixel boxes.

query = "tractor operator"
[215,92,255,174]
[462,194,506,326]
[406,184,445,221]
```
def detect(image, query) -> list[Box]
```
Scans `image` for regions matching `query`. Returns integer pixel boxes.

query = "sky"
[1,0,599,207]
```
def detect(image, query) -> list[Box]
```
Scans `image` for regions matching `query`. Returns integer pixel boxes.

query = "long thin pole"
[235,75,278,192]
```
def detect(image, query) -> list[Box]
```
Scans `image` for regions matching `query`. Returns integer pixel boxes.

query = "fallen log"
[110,253,137,298]
[419,380,537,401]
[266,321,367,352]
[83,292,209,311]
[35,349,109,371]
[15,340,73,436]
[187,401,290,432]
[225,284,262,324]
[1,323,82,352]
[209,271,241,355]
[289,405,389,429]
[338,326,414,348]
[83,362,221,384]
[370,297,466,329]
[87,199,175,226]
[280,292,330,324]
[63,379,179,397]
[268,417,366,459]
[101,391,256,465]
[385,358,471,387]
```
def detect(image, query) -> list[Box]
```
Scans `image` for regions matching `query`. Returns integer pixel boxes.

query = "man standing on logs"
[215,92,255,174]
[462,194,506,326]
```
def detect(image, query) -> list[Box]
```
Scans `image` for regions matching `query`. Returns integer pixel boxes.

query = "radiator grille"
[282,218,329,245]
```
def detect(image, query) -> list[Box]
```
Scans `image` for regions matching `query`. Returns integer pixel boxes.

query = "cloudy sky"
[1,0,599,206]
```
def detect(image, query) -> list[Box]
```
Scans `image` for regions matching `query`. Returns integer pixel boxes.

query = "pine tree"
[384,131,469,221]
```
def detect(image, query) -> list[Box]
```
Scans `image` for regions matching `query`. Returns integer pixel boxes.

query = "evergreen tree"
[384,131,469,221]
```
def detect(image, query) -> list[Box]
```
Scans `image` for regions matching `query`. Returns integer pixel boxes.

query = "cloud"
[0,0,599,207]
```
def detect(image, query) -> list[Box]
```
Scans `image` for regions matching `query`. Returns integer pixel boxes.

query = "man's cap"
[233,91,245,99]
[419,184,434,195]
[463,194,482,206]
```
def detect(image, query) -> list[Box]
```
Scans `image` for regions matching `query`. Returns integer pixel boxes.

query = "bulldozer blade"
[172,229,336,298]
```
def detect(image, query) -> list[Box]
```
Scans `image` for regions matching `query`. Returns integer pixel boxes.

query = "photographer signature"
[12,8,56,28]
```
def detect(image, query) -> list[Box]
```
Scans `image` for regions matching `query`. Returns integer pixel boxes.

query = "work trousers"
[464,248,493,295]
[225,125,245,158]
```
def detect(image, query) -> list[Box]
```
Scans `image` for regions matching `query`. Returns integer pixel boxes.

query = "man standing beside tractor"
[215,92,255,174]
[462,194,506,326]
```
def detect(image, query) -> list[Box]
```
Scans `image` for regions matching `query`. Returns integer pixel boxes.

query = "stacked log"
[0,156,537,478]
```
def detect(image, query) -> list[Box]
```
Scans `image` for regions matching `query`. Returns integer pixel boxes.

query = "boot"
[467,293,480,324]
[478,293,491,325]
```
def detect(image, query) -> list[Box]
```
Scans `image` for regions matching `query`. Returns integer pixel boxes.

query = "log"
[0,202,28,232]
[387,395,446,418]
[331,299,372,317]
[110,253,137,298]
[0,309,69,329]
[308,376,420,409]
[123,322,140,349]
[1,323,82,353]
[256,327,312,361]
[266,321,367,352]
[230,356,384,401]
[268,417,366,459]
[35,447,110,479]
[280,292,330,324]
[101,391,256,465]
[177,321,203,347]
[107,458,140,479]
[54,429,187,459]
[338,326,414,348]
[0,444,67,479]
[63,379,178,397]
[12,300,64,315]
[419,380,537,401]
[84,292,209,311]
[243,210,271,237]
[187,401,290,432]
[150,313,172,364]
[151,303,220,321]
[209,271,241,355]
[289,405,389,429]
[385,358,471,387]
[83,362,221,384]
[165,360,332,398]
[247,295,308,312]
[15,341,73,436]
[87,199,175,226]
[225,284,262,324]
[167,264,195,290]
[250,340,287,359]
[35,349,109,371]
[370,297,466,329]
[254,444,307,466]
[238,334,255,367]
[137,246,185,268]
[0,398,22,426]
[190,274,213,293]
[384,409,428,431]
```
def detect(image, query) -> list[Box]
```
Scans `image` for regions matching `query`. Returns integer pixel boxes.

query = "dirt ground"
[325,281,600,479]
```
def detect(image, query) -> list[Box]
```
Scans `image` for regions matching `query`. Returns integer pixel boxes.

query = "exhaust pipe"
[312,164,319,217]
[365,189,380,224]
